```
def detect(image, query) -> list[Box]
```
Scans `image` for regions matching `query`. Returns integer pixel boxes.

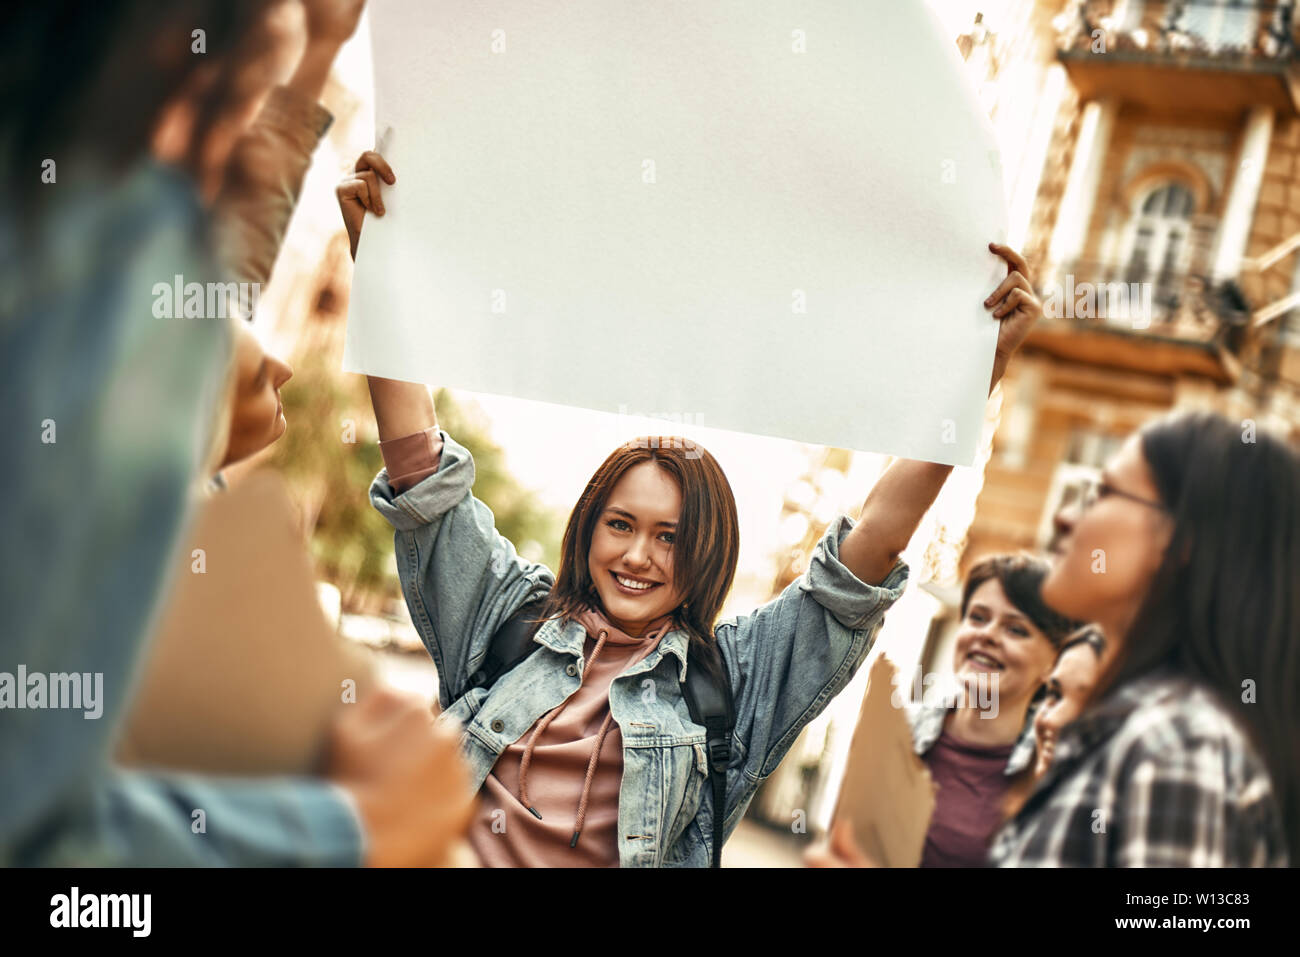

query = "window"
[1177,0,1260,52]
[1064,426,1126,469]
[1120,182,1195,318]
[1286,254,1300,346]
[1115,0,1146,33]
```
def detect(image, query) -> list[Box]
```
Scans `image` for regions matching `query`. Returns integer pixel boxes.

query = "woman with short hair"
[905,554,1084,867]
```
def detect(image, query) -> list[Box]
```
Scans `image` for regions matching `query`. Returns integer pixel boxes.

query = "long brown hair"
[537,436,740,676]
[1,1,277,186]
[1088,411,1300,860]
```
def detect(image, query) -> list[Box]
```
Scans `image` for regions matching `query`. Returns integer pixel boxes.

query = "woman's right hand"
[803,819,881,868]
[337,150,396,260]
[326,687,475,867]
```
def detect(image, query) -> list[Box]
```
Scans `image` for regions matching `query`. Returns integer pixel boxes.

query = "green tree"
[265,346,562,613]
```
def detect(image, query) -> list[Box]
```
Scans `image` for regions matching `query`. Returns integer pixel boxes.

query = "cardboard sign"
[115,472,379,776]
[345,0,1008,465]
[833,654,936,867]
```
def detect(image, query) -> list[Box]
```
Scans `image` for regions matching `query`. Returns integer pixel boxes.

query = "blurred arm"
[209,84,333,288]
[7,769,363,866]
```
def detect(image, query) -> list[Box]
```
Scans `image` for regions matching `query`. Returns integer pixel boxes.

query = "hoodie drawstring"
[517,627,612,838]
[571,711,616,847]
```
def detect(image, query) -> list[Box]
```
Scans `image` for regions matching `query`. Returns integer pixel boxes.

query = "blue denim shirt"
[370,430,909,867]
[0,160,362,866]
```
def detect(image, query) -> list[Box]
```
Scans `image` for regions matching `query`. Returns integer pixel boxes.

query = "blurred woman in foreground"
[991,411,1297,866]
[0,0,471,868]
[811,411,1296,867]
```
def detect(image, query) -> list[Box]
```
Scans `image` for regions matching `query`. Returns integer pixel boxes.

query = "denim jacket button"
[490,719,505,733]
[565,663,578,677]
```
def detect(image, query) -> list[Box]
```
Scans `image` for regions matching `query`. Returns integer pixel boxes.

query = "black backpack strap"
[682,643,735,869]
[459,597,549,700]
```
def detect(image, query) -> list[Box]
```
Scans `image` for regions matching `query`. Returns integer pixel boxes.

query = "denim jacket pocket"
[664,742,709,849]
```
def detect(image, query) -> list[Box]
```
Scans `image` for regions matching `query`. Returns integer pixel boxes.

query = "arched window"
[1122,182,1195,313]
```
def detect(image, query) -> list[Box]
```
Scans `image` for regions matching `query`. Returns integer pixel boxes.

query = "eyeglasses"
[1067,477,1168,514]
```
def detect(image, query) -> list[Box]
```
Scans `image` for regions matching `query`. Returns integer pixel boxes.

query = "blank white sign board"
[346,0,1008,465]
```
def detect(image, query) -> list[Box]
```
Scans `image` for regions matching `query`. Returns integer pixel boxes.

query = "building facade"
[940,0,1300,671]
[750,0,1300,835]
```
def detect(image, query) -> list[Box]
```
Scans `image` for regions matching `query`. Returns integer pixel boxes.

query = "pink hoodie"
[379,426,674,867]
[467,606,672,867]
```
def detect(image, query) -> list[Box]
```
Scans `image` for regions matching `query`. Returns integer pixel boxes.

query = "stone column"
[1211,105,1274,282]
[1047,97,1118,276]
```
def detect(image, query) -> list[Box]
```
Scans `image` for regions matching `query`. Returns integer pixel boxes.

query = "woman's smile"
[964,650,1003,671]
[610,570,662,595]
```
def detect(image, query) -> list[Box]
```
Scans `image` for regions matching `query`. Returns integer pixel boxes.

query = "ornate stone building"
[964,0,1300,582]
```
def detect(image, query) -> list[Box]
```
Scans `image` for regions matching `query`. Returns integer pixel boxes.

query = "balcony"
[1057,0,1300,115]
[1026,258,1250,381]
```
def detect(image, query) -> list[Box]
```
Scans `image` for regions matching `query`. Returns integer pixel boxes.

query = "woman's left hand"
[984,242,1041,391]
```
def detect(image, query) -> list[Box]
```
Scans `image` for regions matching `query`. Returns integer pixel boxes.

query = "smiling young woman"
[1031,628,1108,779]
[550,445,739,664]
[905,555,1083,867]
[342,148,1042,867]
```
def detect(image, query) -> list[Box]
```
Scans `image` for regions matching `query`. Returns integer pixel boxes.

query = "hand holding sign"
[337,150,395,259]
[345,0,1013,465]
[986,243,1040,390]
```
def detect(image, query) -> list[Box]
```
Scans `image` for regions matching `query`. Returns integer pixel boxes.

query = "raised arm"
[367,375,437,441]
[709,243,1043,846]
[839,458,953,586]
[838,241,1040,586]
[210,0,367,287]
[336,149,438,440]
[340,150,553,703]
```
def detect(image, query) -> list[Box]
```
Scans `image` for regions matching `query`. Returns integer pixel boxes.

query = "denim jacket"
[370,430,909,867]
[906,699,1039,777]
[1,160,363,866]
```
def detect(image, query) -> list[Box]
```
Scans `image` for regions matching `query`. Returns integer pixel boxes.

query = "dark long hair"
[1,1,276,190]
[1100,410,1300,860]
[538,437,740,679]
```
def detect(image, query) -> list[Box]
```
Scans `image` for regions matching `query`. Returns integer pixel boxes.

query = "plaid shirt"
[989,669,1288,867]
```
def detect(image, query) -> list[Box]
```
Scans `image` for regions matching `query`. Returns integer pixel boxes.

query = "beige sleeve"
[211,85,334,288]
